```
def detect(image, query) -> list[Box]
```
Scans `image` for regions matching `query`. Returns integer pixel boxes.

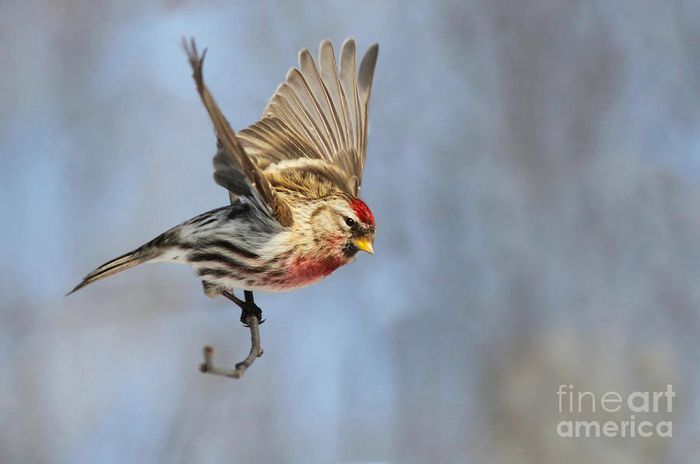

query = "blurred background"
[2,0,700,462]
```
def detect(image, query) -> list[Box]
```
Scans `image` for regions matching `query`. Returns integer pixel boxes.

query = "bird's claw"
[240,304,264,326]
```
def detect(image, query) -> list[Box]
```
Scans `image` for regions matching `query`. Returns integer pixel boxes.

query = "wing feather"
[239,38,379,196]
[357,42,379,163]
[298,48,341,154]
[339,39,360,161]
[182,38,293,226]
[319,40,350,149]
[283,69,335,157]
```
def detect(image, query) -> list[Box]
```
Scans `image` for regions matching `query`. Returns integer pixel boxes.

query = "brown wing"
[182,38,293,226]
[237,39,379,196]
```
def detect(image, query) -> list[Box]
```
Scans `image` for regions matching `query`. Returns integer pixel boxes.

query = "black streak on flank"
[197,268,230,278]
[188,252,267,273]
[194,239,259,259]
[265,269,286,279]
[267,248,295,265]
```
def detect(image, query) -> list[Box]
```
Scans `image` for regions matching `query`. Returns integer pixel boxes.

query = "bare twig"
[199,290,264,379]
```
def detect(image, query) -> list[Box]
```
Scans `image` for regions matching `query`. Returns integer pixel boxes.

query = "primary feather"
[239,38,379,196]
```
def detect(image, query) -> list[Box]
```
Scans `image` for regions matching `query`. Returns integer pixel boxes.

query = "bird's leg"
[199,290,264,379]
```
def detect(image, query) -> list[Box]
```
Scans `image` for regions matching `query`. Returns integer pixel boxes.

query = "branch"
[199,291,264,379]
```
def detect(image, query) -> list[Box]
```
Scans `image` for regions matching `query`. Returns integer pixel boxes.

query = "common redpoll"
[69,38,379,377]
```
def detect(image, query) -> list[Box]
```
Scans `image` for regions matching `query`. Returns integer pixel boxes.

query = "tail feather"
[67,249,148,295]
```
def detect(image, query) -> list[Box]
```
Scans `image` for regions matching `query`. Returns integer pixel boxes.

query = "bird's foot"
[240,303,264,327]
[221,290,264,325]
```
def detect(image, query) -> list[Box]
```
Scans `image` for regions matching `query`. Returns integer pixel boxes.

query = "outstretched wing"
[238,39,379,196]
[182,38,293,226]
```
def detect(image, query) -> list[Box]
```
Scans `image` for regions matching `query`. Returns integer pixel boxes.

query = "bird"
[68,38,379,376]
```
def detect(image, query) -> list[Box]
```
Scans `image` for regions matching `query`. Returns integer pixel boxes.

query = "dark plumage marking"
[178,241,195,251]
[267,248,295,265]
[197,268,230,278]
[186,203,249,228]
[343,242,359,258]
[265,270,286,279]
[310,204,327,221]
[188,252,267,273]
[197,216,219,227]
[226,202,250,220]
[194,239,259,259]
[187,206,227,223]
[350,223,374,238]
[146,230,182,249]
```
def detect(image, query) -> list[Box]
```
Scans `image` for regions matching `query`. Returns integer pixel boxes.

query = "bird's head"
[305,196,376,259]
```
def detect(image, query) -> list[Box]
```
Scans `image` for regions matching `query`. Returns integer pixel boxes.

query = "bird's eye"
[345,217,355,227]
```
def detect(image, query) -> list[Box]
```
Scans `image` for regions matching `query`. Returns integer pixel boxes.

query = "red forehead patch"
[350,198,375,226]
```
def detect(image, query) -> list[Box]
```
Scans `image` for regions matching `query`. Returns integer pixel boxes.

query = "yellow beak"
[353,238,374,255]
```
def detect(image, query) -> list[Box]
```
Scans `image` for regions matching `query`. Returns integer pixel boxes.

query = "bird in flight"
[69,38,379,378]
